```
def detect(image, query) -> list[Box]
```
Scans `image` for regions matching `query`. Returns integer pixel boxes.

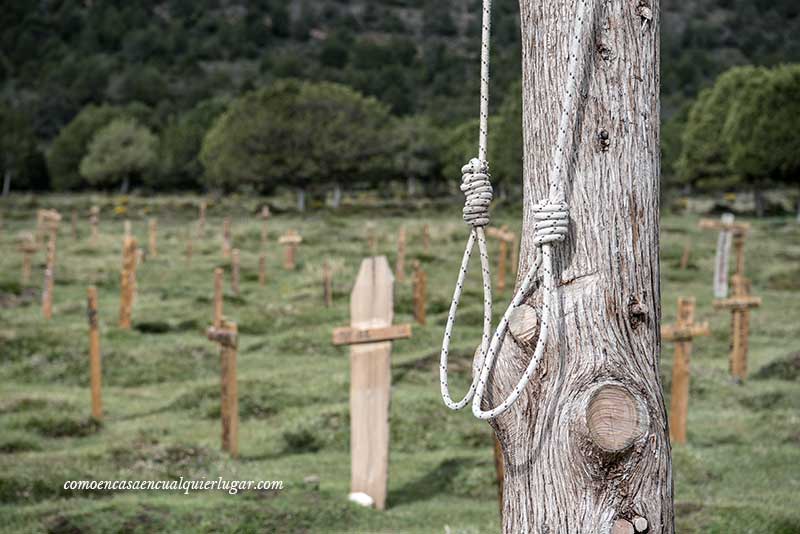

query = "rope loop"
[461,158,493,228]
[532,201,570,245]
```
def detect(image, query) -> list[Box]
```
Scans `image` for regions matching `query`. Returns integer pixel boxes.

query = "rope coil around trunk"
[439,0,590,420]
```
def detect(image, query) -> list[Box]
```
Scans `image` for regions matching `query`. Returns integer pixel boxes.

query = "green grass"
[0,194,799,533]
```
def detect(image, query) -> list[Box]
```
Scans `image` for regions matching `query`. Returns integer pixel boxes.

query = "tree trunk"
[490,1,673,532]
[2,171,10,197]
[120,176,130,194]
[297,188,306,212]
[406,175,417,197]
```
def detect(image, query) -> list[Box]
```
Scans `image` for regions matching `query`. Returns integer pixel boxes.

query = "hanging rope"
[439,0,591,420]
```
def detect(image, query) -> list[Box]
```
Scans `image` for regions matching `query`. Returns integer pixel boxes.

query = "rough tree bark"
[488,1,673,532]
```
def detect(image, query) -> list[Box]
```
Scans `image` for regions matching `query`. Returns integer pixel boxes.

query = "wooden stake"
[332,256,411,510]
[213,268,224,328]
[118,236,138,329]
[198,200,207,237]
[148,218,158,258]
[323,260,333,307]
[207,320,239,458]
[89,206,100,244]
[422,224,430,254]
[412,260,427,325]
[231,249,240,296]
[699,215,750,297]
[661,297,710,444]
[494,436,505,519]
[42,232,56,320]
[258,253,266,286]
[279,230,302,270]
[18,234,37,286]
[87,286,103,420]
[714,275,761,381]
[487,226,514,292]
[395,227,406,282]
[222,217,232,259]
[260,206,271,249]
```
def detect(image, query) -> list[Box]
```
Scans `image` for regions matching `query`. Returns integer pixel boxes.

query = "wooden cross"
[258,253,267,286]
[322,260,333,307]
[118,236,138,329]
[260,206,271,249]
[279,230,302,270]
[37,209,60,245]
[87,286,103,420]
[395,227,406,282]
[661,297,710,444]
[148,218,158,258]
[412,260,427,325]
[231,249,241,296]
[41,232,56,320]
[207,319,239,458]
[487,225,515,291]
[331,256,411,510]
[18,233,37,286]
[699,215,750,297]
[222,217,232,259]
[89,206,100,244]
[714,274,761,382]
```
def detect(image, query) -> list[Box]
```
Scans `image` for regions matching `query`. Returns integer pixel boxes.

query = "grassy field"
[0,194,798,533]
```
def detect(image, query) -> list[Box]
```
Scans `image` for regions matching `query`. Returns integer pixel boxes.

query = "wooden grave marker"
[331,256,412,510]
[207,319,239,458]
[41,231,56,320]
[395,227,406,282]
[258,253,267,286]
[18,233,37,285]
[279,230,302,270]
[260,206,271,249]
[148,218,158,258]
[87,286,103,420]
[661,297,710,444]
[412,260,427,325]
[714,275,761,382]
[118,236,138,329]
[487,225,515,291]
[699,214,749,298]
[222,217,232,259]
[323,260,333,307]
[231,249,241,296]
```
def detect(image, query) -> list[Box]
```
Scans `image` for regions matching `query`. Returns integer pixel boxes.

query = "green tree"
[392,115,444,196]
[0,104,41,194]
[160,97,228,190]
[676,66,765,191]
[79,118,157,193]
[47,105,122,190]
[200,80,393,208]
[491,80,523,193]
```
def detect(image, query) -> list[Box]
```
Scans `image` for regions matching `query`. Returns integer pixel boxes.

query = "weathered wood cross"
[331,256,411,510]
[486,225,516,291]
[279,230,302,270]
[714,275,761,382]
[661,297,710,444]
[699,214,750,298]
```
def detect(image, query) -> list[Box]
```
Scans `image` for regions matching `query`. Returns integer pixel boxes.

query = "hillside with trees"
[0,0,799,197]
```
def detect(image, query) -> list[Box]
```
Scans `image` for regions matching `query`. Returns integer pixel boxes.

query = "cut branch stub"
[586,384,648,453]
[507,304,539,345]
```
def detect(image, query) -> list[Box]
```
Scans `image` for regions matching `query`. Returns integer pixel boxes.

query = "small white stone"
[348,492,375,508]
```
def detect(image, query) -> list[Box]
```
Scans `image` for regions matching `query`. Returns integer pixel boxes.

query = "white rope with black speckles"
[439,0,590,420]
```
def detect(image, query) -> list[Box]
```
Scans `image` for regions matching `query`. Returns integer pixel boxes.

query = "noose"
[439,0,591,420]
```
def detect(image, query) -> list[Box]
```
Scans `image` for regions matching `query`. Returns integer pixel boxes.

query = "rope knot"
[532,200,569,245]
[461,158,493,227]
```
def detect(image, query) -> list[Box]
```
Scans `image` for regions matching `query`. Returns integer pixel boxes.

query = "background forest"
[1,0,799,205]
